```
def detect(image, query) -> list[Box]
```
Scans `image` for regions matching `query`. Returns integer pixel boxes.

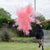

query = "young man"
[35,21,44,50]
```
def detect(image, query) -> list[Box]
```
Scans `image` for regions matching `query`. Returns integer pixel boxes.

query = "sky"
[0,0,50,19]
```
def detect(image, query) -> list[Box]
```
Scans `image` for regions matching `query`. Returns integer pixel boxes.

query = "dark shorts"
[35,32,43,39]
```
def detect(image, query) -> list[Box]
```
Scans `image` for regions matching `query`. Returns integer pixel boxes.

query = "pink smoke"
[14,5,38,35]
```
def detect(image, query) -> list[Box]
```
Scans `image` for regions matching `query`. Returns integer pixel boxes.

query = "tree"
[46,22,50,30]
[0,8,14,28]
[0,8,11,18]
[36,14,45,22]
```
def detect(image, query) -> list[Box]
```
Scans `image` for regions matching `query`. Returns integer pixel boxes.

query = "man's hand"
[40,25,42,27]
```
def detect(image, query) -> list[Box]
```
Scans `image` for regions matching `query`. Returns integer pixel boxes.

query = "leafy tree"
[0,8,11,18]
[42,22,49,30]
[0,17,14,28]
[36,14,45,22]
[0,8,14,28]
[46,22,50,30]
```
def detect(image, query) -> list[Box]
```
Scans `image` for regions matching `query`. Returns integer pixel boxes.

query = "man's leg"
[37,39,41,48]
[37,39,40,43]
[40,39,44,50]
[40,39,43,46]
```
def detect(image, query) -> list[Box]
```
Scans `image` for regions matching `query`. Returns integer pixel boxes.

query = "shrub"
[0,17,14,28]
[1,31,10,42]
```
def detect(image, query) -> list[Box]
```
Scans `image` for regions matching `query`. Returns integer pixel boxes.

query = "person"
[35,20,44,50]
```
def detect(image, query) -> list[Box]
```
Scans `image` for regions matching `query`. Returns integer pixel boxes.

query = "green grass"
[11,37,35,41]
[0,42,50,50]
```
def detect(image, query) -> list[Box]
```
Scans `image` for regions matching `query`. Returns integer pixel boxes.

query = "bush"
[1,31,10,42]
[0,17,14,28]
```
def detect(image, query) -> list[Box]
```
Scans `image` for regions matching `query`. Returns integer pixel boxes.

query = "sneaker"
[39,44,41,48]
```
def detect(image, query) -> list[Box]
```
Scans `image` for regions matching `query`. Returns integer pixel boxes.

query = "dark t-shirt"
[36,24,44,36]
[36,24,42,32]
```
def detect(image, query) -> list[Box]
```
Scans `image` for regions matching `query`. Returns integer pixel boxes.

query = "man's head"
[36,20,41,24]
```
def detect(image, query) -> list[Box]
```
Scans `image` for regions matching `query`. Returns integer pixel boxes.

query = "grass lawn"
[11,37,36,42]
[11,37,35,40]
[0,42,50,50]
